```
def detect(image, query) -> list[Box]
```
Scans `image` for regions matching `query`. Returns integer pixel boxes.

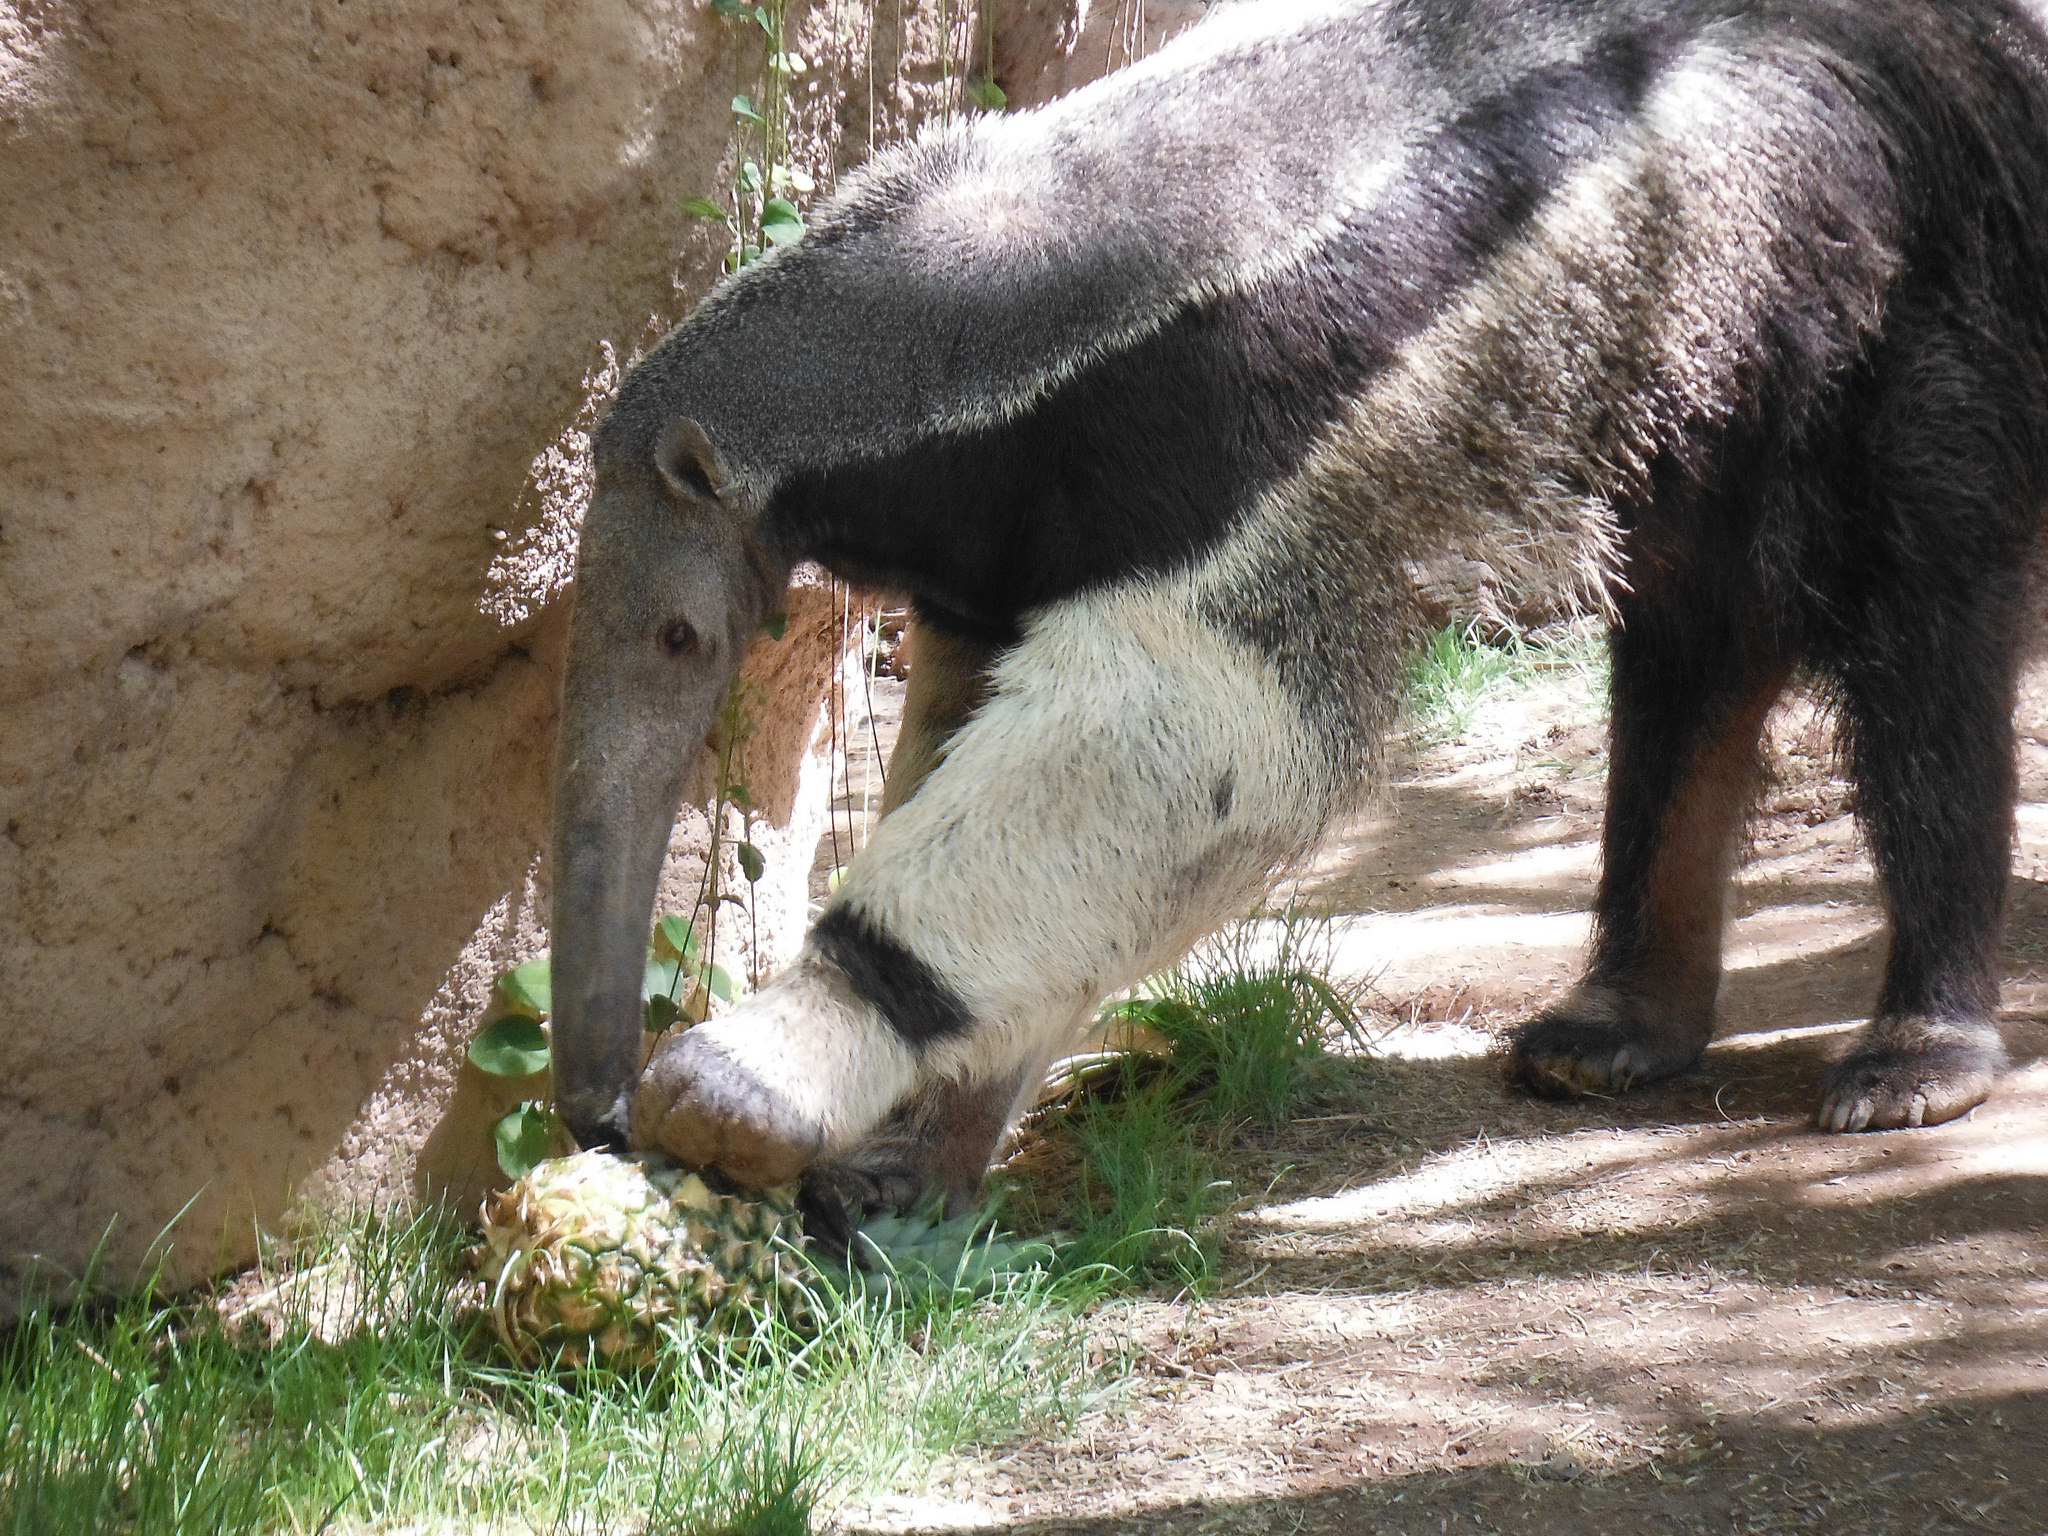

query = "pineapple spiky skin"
[472,1149,809,1369]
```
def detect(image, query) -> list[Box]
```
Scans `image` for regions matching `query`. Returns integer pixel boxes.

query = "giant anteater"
[546,0,2048,1211]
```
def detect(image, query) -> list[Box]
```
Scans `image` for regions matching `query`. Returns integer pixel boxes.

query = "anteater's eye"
[662,619,699,656]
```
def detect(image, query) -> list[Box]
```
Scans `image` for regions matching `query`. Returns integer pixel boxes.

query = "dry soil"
[837,645,2048,1536]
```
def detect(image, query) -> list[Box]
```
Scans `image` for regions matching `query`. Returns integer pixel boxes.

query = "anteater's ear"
[654,417,736,500]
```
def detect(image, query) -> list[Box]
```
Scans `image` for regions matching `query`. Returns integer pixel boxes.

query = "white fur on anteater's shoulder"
[821,562,1338,1090]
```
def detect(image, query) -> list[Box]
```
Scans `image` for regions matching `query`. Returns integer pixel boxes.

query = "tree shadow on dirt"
[1232,1008,2048,1291]
[1311,777,2048,940]
[985,1385,2046,1535]
[1312,780,1615,919]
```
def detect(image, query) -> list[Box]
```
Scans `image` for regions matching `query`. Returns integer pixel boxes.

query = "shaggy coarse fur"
[549,0,2048,1189]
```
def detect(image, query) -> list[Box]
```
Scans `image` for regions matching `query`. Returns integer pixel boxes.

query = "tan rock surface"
[0,0,1135,1304]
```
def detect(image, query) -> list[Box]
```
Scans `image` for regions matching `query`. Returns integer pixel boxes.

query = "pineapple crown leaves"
[824,1197,1056,1304]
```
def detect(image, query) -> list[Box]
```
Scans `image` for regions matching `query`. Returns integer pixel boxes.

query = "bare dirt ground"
[835,642,2048,1536]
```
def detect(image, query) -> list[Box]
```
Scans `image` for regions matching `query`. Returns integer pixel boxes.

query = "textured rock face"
[0,0,741,1302]
[0,0,1201,1303]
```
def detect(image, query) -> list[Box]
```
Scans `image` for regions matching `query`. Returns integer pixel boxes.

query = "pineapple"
[845,1204,1055,1298]
[472,1149,809,1369]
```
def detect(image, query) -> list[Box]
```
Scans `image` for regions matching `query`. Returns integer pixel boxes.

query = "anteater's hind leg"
[1813,634,2015,1129]
[1510,598,1789,1098]
[1807,303,2042,1130]
[1808,560,2026,1128]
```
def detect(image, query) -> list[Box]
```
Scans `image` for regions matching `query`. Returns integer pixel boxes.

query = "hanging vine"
[683,0,814,269]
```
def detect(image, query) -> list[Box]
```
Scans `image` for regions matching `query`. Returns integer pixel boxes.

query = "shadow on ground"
[841,664,2048,1536]
[986,1386,2046,1535]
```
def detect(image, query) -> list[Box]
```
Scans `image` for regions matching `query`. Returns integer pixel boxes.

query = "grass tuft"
[1405,620,1609,743]
[1043,1072,1227,1292]
[1011,911,1370,1296]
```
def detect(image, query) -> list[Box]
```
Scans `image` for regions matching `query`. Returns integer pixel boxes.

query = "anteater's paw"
[632,961,924,1188]
[795,1148,953,1265]
[804,1155,934,1223]
[1815,1021,2004,1132]
[1506,989,1709,1100]
[631,1025,827,1187]
[806,1072,1023,1221]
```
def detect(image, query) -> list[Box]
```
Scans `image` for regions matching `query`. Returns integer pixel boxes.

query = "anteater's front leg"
[630,582,1336,1190]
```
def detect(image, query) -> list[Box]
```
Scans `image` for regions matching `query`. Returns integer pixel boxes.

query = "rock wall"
[0,0,1213,1304]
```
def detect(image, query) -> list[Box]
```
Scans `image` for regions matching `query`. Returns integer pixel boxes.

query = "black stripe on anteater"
[812,906,975,1047]
[775,34,1666,632]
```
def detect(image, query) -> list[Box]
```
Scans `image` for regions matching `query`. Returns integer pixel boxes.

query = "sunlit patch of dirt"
[834,662,2048,1535]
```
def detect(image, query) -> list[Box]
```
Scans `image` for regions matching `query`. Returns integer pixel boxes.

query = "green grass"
[1013,915,1370,1295]
[0,1210,1110,1535]
[3,928,1368,1533]
[1405,620,1610,743]
[1039,1071,1225,1293]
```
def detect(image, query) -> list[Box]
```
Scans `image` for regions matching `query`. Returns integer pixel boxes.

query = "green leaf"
[469,1016,551,1077]
[760,198,805,247]
[1102,996,1201,1032]
[736,841,766,883]
[494,957,552,1019]
[645,956,682,1002]
[700,962,736,1002]
[738,244,764,266]
[723,783,754,811]
[493,1104,556,1179]
[644,992,681,1033]
[753,5,771,26]
[682,195,728,220]
[966,77,1008,111]
[711,0,749,15]
[655,914,700,962]
[770,50,807,74]
[732,93,765,125]
[764,612,788,641]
